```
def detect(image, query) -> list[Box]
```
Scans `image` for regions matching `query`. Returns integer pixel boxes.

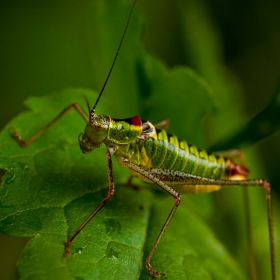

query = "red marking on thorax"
[131,115,142,127]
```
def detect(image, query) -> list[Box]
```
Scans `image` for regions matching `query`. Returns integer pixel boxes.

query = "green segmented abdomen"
[143,129,228,180]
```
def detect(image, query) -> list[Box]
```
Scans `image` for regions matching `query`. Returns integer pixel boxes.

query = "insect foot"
[11,127,27,147]
[146,262,167,278]
[64,244,71,259]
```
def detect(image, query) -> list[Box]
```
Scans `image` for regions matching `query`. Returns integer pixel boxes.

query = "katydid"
[11,0,276,278]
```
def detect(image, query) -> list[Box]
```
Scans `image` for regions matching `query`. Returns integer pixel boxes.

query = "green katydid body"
[79,113,249,194]
[78,112,275,278]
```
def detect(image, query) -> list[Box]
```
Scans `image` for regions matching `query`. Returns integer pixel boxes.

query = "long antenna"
[90,0,138,118]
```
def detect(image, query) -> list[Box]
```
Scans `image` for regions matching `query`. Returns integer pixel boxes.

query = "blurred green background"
[0,0,280,279]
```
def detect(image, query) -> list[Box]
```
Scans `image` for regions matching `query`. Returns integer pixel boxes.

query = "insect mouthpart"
[78,132,101,154]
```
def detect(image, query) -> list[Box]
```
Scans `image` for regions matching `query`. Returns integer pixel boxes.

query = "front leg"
[65,149,115,257]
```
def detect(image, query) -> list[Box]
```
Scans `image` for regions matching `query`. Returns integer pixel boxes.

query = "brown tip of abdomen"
[227,161,250,178]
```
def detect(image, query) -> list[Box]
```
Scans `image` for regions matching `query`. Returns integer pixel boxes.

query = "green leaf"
[1,0,278,279]
[140,55,216,147]
[0,89,244,280]
[210,84,280,150]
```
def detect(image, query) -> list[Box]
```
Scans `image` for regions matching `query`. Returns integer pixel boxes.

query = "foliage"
[0,0,279,279]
